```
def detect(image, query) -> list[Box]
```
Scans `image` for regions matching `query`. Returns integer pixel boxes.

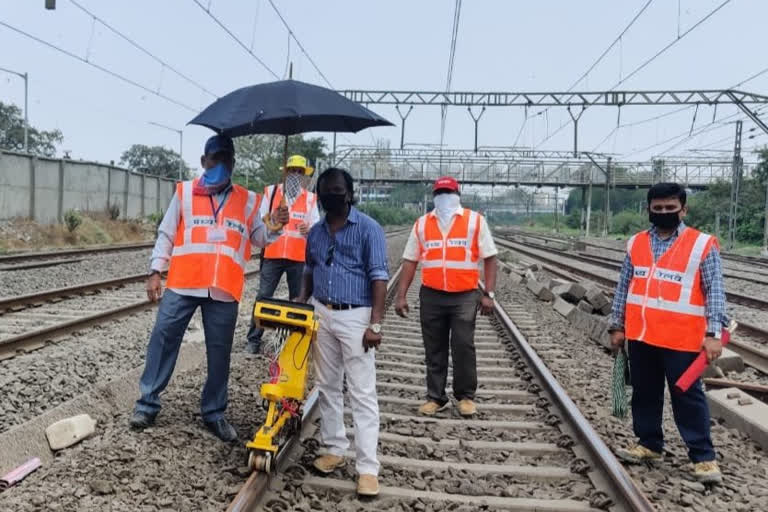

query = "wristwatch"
[369,323,382,334]
[485,291,496,300]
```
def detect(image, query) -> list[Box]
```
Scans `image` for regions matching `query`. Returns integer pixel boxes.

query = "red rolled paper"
[674,328,731,393]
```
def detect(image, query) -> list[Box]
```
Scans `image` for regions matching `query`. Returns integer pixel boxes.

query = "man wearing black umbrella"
[130,135,289,442]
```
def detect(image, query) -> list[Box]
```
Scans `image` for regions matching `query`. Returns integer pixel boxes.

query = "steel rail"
[0,242,154,264]
[497,237,768,311]
[0,273,153,312]
[503,228,768,271]
[0,269,259,361]
[491,292,656,512]
[496,237,768,375]
[0,258,86,271]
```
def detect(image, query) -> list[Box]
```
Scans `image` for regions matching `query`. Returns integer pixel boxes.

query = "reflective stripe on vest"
[166,180,258,301]
[263,184,314,262]
[624,227,715,352]
[415,209,481,292]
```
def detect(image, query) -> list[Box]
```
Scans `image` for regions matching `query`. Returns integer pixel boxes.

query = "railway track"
[0,241,154,267]
[228,269,654,511]
[496,237,768,376]
[502,228,768,276]
[0,269,260,361]
[0,228,411,362]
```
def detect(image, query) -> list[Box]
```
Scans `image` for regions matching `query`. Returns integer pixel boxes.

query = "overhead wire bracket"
[395,105,414,150]
[567,106,587,157]
[467,106,486,153]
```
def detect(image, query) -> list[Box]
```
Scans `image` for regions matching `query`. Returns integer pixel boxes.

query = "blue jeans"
[134,290,239,422]
[628,340,716,462]
[246,258,304,346]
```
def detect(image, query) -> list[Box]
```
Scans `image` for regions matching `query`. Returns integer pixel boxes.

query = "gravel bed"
[0,249,154,298]
[374,439,570,466]
[0,260,259,436]
[375,400,538,422]
[298,440,592,500]
[0,231,409,510]
[0,310,156,434]
[494,271,768,512]
[508,240,768,334]
[580,245,768,298]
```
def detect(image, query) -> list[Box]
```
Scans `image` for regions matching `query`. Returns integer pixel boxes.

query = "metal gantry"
[340,88,768,107]
[337,88,768,155]
[330,146,756,190]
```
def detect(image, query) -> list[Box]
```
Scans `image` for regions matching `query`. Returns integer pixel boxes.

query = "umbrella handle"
[263,196,287,232]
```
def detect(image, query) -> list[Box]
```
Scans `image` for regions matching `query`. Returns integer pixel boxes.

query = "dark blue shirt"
[305,207,389,306]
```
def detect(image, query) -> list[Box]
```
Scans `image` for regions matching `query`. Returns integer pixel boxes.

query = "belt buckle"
[325,303,333,310]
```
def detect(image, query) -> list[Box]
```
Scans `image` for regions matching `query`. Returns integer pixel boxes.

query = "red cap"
[433,176,459,192]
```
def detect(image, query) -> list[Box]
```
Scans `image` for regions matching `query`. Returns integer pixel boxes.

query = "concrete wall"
[0,150,176,224]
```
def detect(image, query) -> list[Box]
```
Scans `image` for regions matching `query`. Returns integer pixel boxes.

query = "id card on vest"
[207,227,227,242]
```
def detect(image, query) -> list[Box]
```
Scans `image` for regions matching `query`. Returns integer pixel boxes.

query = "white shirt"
[402,208,498,262]
[150,188,279,302]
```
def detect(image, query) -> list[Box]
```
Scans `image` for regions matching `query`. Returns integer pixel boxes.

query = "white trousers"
[310,298,380,476]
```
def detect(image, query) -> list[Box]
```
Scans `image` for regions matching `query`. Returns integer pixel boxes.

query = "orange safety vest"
[263,184,316,262]
[415,208,481,292]
[625,226,717,352]
[166,180,260,302]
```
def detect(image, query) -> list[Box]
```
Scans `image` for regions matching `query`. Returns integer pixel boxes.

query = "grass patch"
[0,213,154,251]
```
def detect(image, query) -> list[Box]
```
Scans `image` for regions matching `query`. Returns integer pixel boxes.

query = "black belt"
[322,302,365,310]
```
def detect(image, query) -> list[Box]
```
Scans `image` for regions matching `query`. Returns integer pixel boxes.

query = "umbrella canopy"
[188,79,393,137]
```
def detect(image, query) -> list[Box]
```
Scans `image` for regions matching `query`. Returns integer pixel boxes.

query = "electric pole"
[149,122,184,180]
[728,121,743,250]
[0,67,29,152]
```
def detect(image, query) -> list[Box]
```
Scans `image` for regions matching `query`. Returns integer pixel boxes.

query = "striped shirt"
[610,222,728,336]
[305,206,389,306]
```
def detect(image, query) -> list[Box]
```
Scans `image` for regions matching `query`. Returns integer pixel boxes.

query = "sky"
[1,0,767,173]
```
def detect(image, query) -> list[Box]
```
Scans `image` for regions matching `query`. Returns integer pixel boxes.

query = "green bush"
[63,209,82,233]
[356,204,420,226]
[147,210,164,228]
[610,210,647,235]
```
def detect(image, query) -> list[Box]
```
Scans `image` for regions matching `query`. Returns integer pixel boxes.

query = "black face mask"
[319,193,348,215]
[649,210,681,230]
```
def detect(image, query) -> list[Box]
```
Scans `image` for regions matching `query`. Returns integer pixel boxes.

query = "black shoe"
[129,411,156,430]
[245,341,261,354]
[204,418,238,442]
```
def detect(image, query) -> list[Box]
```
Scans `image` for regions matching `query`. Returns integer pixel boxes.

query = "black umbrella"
[189,77,392,230]
[188,79,393,137]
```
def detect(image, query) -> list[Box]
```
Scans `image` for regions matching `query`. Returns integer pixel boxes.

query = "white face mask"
[433,193,460,226]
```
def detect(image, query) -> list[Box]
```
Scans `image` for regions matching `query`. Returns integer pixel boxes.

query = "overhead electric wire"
[537,0,732,151]
[527,0,654,147]
[0,19,197,112]
[440,0,462,149]
[266,0,333,88]
[69,0,220,98]
[610,0,733,90]
[190,0,279,79]
[260,0,360,146]
[569,0,655,92]
[624,107,765,159]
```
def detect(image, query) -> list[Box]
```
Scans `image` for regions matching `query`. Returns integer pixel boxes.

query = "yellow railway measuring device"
[245,297,317,474]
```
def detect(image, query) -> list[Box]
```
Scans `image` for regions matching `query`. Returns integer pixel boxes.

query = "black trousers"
[419,285,479,404]
[628,340,716,462]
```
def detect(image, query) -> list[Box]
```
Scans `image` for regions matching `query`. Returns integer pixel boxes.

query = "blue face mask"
[196,162,231,195]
